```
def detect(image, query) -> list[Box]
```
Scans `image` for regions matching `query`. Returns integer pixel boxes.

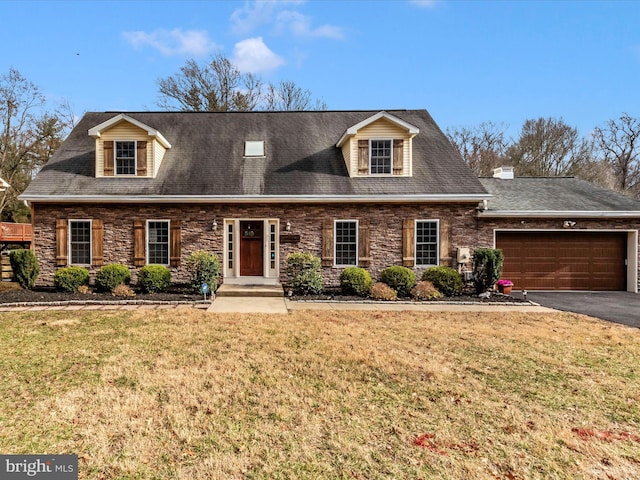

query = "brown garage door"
[496,231,627,291]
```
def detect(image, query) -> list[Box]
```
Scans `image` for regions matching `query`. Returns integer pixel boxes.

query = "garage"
[496,231,627,291]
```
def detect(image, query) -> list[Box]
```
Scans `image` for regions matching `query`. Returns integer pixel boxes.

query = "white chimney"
[493,166,514,180]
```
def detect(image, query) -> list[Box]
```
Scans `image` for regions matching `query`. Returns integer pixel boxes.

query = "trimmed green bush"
[185,250,220,293]
[95,264,131,292]
[421,266,463,296]
[379,265,416,297]
[370,282,397,301]
[286,252,323,295]
[339,267,373,297]
[472,248,504,294]
[138,265,171,293]
[9,249,39,289]
[411,280,443,300]
[54,266,90,293]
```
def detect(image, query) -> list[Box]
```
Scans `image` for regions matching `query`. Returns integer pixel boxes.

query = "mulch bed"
[0,284,207,305]
[289,287,529,304]
[0,284,529,305]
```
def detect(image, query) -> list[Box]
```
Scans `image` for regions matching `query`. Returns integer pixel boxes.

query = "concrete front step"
[216,284,284,298]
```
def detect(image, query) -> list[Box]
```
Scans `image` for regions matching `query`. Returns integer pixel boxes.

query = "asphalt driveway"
[518,291,640,328]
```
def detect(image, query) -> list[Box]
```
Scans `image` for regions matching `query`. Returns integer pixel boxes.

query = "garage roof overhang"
[479,210,640,218]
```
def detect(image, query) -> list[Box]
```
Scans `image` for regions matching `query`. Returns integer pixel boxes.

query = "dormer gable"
[336,111,419,177]
[89,114,171,178]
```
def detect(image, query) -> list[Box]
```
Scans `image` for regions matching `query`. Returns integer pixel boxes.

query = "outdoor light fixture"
[211,219,218,231]
[285,221,291,232]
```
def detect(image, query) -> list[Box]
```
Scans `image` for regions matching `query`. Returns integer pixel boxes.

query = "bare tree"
[264,80,327,111]
[157,55,326,112]
[507,117,592,177]
[593,113,640,197]
[0,68,74,220]
[157,56,263,112]
[446,122,510,176]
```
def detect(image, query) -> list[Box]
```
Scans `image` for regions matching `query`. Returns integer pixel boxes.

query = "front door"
[240,221,264,276]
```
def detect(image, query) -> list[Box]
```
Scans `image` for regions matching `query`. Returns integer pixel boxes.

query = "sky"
[1,0,639,138]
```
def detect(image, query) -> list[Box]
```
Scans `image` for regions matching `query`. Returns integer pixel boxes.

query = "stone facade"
[32,202,480,287]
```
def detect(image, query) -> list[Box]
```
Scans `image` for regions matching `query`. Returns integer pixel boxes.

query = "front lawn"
[0,309,638,479]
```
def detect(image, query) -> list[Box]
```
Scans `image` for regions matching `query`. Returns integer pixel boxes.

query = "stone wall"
[32,202,480,287]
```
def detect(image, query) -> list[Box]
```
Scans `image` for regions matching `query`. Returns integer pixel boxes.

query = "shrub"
[379,265,416,297]
[472,248,504,294]
[422,266,464,296]
[54,266,90,293]
[286,252,323,295]
[185,250,220,293]
[370,282,397,301]
[339,267,373,297]
[9,249,39,289]
[95,264,131,292]
[411,280,443,300]
[138,265,171,293]
[112,284,135,297]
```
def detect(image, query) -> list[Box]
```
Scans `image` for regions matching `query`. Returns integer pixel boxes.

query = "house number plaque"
[279,234,301,244]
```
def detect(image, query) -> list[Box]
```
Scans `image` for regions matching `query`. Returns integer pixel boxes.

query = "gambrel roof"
[21,110,489,203]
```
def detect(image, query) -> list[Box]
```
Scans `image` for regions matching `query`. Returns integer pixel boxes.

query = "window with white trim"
[335,220,358,266]
[69,220,91,265]
[115,141,136,175]
[415,220,439,266]
[369,139,392,174]
[147,220,169,265]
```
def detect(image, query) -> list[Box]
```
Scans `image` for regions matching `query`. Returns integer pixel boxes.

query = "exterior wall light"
[285,221,291,232]
[212,219,218,231]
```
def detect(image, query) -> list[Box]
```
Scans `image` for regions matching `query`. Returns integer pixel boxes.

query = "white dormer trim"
[336,111,420,148]
[88,114,172,149]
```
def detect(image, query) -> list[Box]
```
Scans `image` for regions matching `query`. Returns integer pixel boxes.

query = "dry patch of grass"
[0,308,639,479]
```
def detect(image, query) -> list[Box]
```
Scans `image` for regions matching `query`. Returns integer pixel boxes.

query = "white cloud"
[276,11,344,40]
[231,1,343,40]
[232,37,285,73]
[231,0,304,35]
[123,29,218,57]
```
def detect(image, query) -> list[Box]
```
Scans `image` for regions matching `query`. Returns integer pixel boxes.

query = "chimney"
[493,166,514,180]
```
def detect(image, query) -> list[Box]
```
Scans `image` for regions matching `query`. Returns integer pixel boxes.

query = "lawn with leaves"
[0,308,639,479]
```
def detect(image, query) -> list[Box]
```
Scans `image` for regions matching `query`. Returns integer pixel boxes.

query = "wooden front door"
[240,221,264,276]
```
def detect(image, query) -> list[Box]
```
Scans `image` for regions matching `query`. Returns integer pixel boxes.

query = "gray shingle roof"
[480,177,640,213]
[22,110,488,200]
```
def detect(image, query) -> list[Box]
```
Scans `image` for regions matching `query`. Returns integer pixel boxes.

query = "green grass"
[0,308,639,479]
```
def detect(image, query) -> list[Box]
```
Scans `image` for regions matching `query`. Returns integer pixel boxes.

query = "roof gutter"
[479,210,640,218]
[19,194,491,204]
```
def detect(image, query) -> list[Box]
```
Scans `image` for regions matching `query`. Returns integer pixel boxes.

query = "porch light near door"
[212,219,218,231]
[285,221,291,232]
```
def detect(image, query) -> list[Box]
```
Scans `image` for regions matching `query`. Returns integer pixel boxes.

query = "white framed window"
[69,220,91,265]
[369,139,392,174]
[115,140,136,175]
[415,220,439,266]
[334,220,358,266]
[147,220,169,265]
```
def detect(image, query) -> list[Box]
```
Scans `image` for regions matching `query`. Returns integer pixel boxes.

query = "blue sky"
[2,0,638,137]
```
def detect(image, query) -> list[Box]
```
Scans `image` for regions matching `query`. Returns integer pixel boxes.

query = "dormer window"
[370,139,392,174]
[116,141,136,175]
